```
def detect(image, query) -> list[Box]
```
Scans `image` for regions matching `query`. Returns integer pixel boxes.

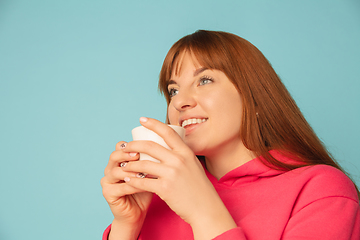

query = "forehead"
[171,50,202,78]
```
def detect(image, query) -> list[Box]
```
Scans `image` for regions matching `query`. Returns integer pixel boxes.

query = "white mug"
[131,125,185,162]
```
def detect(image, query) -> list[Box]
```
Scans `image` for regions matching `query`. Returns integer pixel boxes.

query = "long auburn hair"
[158,30,359,196]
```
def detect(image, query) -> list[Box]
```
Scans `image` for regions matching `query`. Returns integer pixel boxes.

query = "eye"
[199,76,214,86]
[168,88,179,98]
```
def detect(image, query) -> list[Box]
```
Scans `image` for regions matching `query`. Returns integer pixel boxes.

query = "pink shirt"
[103,152,360,239]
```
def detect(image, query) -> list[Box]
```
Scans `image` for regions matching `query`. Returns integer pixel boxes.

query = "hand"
[120,117,237,239]
[100,141,153,237]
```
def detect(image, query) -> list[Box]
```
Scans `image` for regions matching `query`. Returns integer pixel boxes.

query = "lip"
[185,121,206,135]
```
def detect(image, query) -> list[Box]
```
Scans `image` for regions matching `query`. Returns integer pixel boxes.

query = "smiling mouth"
[181,118,207,128]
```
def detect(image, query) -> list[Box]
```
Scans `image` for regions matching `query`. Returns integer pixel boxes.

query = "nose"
[171,90,197,111]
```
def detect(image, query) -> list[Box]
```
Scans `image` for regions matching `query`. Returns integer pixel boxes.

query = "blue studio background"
[0,0,359,239]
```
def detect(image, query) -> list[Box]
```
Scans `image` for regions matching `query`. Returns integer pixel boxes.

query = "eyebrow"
[167,67,208,86]
[194,67,207,76]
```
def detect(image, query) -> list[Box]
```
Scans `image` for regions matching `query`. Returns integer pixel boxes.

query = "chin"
[185,141,203,155]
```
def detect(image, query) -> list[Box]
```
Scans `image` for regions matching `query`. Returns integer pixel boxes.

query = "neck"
[204,140,256,180]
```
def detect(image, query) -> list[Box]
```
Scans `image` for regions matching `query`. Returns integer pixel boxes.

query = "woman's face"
[167,52,245,157]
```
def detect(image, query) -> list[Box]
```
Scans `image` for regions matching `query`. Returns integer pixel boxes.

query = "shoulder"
[285,165,360,233]
[290,164,359,203]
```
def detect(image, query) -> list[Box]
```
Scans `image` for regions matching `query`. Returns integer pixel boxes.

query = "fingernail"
[136,173,146,178]
[140,117,148,123]
[129,152,137,157]
[124,177,130,182]
[120,143,127,149]
[120,162,127,168]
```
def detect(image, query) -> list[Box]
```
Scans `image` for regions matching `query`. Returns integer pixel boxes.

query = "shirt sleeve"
[102,224,111,240]
[212,227,247,240]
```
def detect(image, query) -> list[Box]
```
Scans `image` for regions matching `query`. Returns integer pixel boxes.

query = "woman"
[101,30,360,239]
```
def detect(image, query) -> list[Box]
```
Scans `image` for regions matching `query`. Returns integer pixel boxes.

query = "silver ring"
[120,162,127,167]
[137,173,146,178]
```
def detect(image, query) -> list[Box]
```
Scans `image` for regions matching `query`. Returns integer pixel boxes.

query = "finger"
[139,117,186,151]
[103,166,137,183]
[115,141,128,150]
[124,140,181,164]
[123,176,158,194]
[105,150,139,175]
[122,159,170,178]
[102,181,148,201]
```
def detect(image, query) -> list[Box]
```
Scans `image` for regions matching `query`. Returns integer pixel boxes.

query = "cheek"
[206,90,240,113]
[212,91,243,126]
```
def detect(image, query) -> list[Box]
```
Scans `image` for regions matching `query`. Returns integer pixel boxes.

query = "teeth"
[181,118,207,128]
